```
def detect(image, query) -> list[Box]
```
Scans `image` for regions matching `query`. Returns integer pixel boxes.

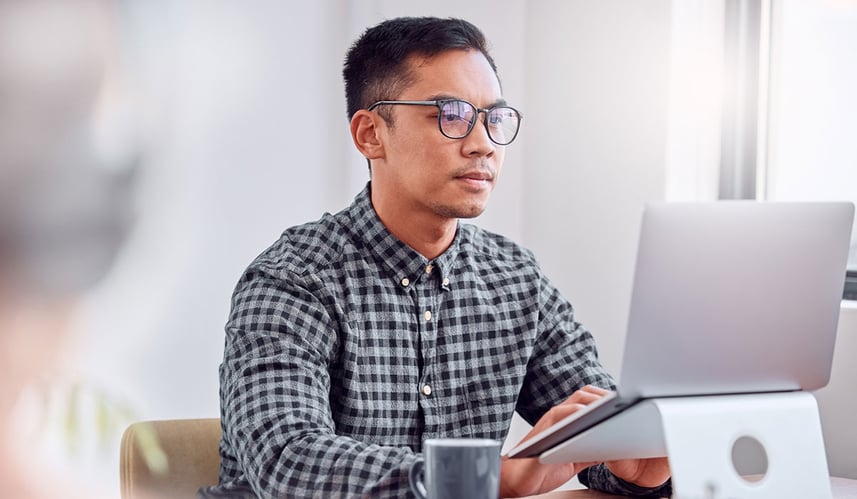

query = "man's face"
[373,49,507,221]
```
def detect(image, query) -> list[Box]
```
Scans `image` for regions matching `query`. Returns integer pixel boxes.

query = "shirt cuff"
[578,464,672,497]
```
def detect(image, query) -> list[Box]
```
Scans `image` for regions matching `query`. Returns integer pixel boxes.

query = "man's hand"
[499,385,607,498]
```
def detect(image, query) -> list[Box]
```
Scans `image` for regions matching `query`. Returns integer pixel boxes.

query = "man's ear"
[350,110,385,161]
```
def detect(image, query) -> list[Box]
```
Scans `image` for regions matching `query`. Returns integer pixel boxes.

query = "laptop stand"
[539,392,832,498]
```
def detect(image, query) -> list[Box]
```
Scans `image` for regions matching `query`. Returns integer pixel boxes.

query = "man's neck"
[394,219,457,260]
[370,197,457,260]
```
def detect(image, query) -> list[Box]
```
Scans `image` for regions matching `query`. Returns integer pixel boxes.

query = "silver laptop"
[508,201,854,459]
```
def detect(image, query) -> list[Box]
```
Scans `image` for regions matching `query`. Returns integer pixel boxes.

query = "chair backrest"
[120,418,221,499]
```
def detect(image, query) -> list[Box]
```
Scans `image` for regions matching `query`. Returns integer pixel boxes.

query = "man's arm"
[509,273,671,497]
[217,266,418,497]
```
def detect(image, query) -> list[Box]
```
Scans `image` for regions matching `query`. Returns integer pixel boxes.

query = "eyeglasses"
[367,99,522,146]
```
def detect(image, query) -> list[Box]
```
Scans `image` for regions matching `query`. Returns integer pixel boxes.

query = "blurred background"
[1,0,855,496]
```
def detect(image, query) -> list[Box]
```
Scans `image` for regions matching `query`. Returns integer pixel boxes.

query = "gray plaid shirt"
[202,185,670,498]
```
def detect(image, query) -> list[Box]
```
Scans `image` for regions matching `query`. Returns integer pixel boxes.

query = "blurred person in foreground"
[0,0,136,496]
[204,17,671,498]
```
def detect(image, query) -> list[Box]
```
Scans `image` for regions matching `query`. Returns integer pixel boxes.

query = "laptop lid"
[619,201,854,399]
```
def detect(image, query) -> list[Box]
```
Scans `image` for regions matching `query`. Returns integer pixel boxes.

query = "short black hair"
[342,17,499,122]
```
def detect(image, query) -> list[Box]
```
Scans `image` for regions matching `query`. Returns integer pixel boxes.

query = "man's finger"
[580,385,610,396]
[559,386,612,407]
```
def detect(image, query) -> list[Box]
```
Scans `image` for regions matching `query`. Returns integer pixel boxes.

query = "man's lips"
[455,170,494,182]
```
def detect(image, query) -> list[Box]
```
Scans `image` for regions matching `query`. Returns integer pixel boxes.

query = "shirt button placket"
[416,265,439,410]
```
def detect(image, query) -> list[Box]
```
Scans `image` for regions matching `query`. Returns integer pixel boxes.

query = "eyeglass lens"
[440,100,520,145]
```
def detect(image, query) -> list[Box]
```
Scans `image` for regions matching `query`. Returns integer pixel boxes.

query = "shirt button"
[442,278,450,286]
[424,310,432,321]
[401,278,410,287]
[422,384,432,396]
[425,264,434,274]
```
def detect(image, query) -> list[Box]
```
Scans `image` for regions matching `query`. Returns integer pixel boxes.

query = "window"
[666,0,856,299]
[764,0,857,273]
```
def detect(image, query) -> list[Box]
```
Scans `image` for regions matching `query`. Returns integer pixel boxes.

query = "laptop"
[508,201,855,460]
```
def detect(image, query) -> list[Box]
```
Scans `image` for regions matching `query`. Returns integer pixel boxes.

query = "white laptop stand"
[540,392,832,498]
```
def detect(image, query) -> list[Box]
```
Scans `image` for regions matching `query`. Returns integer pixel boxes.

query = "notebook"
[508,201,855,459]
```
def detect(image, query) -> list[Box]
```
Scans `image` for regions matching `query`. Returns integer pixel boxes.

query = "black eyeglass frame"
[366,99,523,146]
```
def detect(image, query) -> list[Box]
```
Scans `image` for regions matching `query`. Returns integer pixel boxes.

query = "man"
[203,17,671,498]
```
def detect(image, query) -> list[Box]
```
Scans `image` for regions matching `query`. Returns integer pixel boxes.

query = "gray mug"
[409,438,502,499]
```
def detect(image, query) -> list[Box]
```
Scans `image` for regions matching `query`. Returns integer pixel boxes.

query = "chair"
[120,418,221,499]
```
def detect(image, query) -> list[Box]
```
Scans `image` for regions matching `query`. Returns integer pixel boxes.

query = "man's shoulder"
[458,223,538,266]
[252,213,350,277]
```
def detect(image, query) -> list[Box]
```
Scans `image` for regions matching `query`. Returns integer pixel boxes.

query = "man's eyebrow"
[425,94,509,108]
[425,93,459,102]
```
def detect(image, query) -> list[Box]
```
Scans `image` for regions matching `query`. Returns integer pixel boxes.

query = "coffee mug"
[409,438,502,499]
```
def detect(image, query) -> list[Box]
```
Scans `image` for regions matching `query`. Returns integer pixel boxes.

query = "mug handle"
[409,457,427,499]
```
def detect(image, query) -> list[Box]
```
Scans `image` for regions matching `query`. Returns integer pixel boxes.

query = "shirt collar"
[340,183,461,286]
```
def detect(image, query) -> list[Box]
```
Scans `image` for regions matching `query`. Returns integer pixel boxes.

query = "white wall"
[522,0,672,376]
[52,0,856,490]
[80,0,357,419]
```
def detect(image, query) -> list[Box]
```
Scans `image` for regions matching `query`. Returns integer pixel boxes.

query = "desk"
[527,477,857,498]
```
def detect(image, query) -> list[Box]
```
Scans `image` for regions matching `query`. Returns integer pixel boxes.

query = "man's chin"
[457,207,487,219]
[434,203,488,220]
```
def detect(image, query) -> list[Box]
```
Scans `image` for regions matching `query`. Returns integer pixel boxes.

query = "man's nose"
[461,113,496,156]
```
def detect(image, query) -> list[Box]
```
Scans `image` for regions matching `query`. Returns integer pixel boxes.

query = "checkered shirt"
[200,185,671,498]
